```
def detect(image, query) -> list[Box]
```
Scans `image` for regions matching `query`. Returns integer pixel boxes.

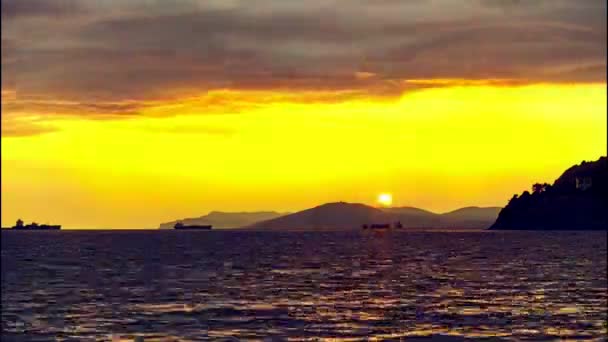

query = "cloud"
[355,72,377,80]
[0,109,58,137]
[402,78,527,87]
[1,88,375,137]
[1,0,605,135]
[1,123,57,137]
[1,0,85,19]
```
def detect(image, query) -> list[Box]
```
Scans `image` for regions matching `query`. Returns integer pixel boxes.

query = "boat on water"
[10,219,61,230]
[174,222,212,230]
[362,221,403,230]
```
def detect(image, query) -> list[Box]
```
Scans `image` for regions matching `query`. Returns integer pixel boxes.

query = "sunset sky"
[2,0,606,228]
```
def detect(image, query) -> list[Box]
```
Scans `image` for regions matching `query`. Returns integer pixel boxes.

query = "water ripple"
[2,230,606,340]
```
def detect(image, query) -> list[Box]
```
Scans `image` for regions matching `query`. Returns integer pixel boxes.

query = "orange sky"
[1,0,606,228]
[2,83,606,228]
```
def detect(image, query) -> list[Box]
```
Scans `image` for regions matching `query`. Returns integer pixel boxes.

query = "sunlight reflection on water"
[1,230,607,340]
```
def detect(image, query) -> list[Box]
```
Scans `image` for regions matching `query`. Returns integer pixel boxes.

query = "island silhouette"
[161,204,501,231]
[159,157,607,231]
[490,156,607,230]
[6,158,605,231]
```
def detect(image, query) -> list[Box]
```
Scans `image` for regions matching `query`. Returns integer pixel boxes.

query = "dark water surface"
[2,230,607,341]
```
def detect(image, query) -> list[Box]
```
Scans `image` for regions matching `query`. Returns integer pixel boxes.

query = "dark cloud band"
[1,0,606,124]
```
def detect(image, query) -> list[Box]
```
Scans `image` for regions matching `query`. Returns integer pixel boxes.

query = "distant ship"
[362,221,403,230]
[174,222,212,230]
[10,219,61,230]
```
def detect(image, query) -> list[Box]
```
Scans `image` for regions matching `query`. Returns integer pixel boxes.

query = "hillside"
[490,156,607,230]
[245,202,501,230]
[245,202,395,230]
[440,206,502,229]
[159,211,286,229]
[383,206,437,216]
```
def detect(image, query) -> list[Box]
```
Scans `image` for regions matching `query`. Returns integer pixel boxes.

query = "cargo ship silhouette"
[10,219,61,230]
[174,222,212,230]
[362,221,403,230]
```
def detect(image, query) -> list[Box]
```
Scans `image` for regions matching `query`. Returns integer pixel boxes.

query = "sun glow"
[378,193,393,207]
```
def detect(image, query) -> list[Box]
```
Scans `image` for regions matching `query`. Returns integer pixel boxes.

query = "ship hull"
[8,219,62,230]
[174,226,212,230]
[12,226,61,231]
[362,223,402,230]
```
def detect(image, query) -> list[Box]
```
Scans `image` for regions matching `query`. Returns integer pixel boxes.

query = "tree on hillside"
[532,183,550,194]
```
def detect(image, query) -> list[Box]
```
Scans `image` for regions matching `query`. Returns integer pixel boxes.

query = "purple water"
[2,230,606,340]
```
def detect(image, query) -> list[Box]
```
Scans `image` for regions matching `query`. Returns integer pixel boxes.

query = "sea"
[1,230,607,341]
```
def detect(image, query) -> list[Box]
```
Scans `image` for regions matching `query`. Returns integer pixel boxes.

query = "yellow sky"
[1,83,606,228]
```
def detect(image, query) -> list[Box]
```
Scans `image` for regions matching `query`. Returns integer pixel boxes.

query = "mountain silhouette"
[245,202,501,230]
[159,211,287,229]
[440,206,502,228]
[245,202,393,231]
[490,156,607,230]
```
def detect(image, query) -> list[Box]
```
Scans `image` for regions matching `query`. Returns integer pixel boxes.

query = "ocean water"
[1,230,606,341]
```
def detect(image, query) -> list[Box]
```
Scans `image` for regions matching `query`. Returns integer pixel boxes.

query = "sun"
[377,193,393,207]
